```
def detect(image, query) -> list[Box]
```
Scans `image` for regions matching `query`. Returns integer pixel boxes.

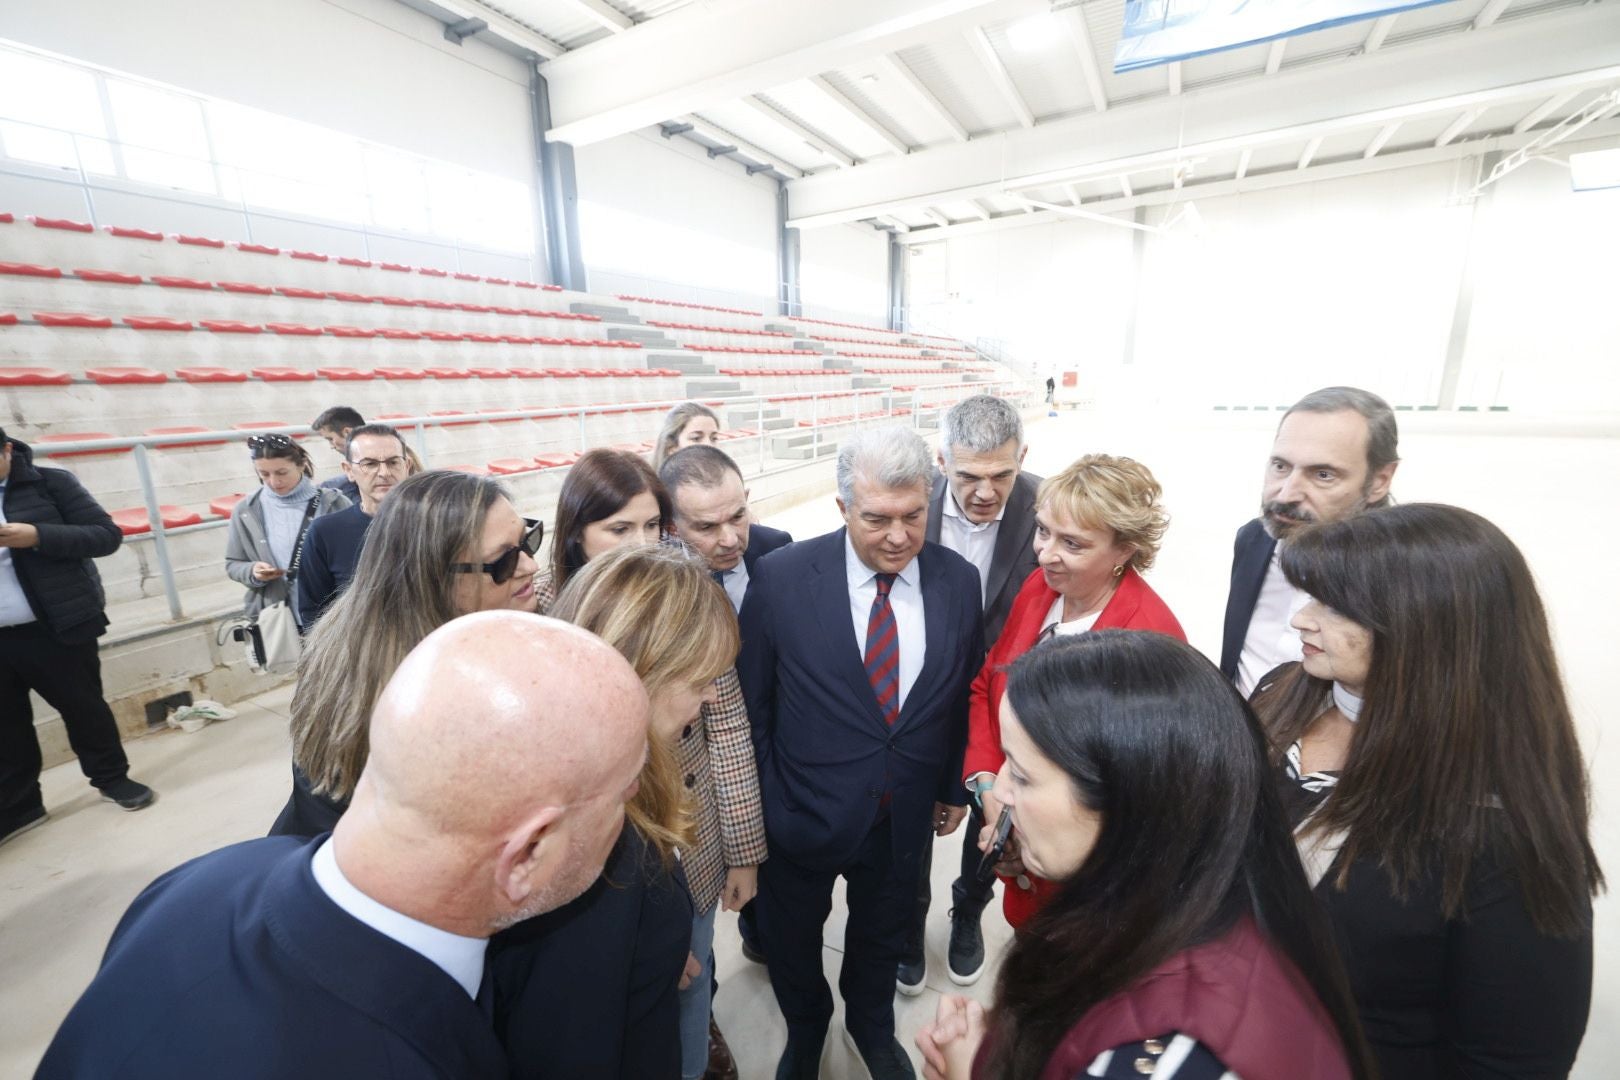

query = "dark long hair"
[549,449,672,588]
[1253,503,1602,935]
[987,632,1373,1080]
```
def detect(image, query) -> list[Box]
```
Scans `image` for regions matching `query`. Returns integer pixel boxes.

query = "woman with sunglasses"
[224,433,349,628]
[536,448,671,612]
[268,469,544,838]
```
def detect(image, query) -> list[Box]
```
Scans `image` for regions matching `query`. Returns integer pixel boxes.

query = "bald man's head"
[342,611,649,931]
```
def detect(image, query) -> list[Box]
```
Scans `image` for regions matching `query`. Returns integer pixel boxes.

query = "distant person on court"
[1221,387,1398,695]
[295,424,414,634]
[37,610,652,1080]
[224,433,348,631]
[0,426,154,846]
[653,402,722,471]
[310,405,365,502]
[901,394,1041,993]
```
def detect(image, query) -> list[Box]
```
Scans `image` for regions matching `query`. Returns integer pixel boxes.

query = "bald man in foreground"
[37,612,649,1080]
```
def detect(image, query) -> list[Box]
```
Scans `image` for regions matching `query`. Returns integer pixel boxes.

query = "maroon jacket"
[975,916,1352,1080]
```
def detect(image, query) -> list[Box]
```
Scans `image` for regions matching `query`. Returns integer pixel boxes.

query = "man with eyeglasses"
[296,424,413,634]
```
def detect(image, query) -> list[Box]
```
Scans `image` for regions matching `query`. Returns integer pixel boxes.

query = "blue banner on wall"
[1114,0,1458,72]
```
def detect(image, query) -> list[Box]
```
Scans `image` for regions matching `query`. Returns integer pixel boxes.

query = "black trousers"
[756,815,922,1046]
[906,803,993,957]
[0,622,130,815]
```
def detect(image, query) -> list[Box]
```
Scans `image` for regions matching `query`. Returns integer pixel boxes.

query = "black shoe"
[946,907,985,986]
[895,951,926,997]
[842,1028,916,1080]
[775,1030,826,1080]
[0,804,47,847]
[100,778,155,811]
[740,938,766,965]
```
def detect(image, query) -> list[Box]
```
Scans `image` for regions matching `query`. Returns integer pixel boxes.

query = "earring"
[1112,564,1125,579]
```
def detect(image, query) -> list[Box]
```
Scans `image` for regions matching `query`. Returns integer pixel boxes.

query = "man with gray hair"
[1221,386,1400,694]
[739,426,984,1080]
[900,393,1041,993]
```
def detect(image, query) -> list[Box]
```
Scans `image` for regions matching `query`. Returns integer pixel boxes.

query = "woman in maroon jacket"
[918,633,1372,1080]
[963,454,1185,928]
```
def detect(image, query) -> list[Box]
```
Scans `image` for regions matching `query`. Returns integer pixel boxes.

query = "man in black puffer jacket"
[0,427,154,847]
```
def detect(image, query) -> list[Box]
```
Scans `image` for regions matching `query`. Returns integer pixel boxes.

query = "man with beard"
[1220,386,1400,695]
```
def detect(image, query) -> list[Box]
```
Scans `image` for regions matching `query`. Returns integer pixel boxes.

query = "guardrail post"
[578,406,587,451]
[811,393,819,459]
[132,443,185,621]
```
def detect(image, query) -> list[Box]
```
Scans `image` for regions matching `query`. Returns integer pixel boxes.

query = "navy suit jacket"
[738,529,984,873]
[1218,518,1278,681]
[37,837,508,1080]
[743,522,792,576]
[926,471,1041,649]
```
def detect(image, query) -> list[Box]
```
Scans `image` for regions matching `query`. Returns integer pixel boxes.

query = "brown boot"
[704,1017,739,1080]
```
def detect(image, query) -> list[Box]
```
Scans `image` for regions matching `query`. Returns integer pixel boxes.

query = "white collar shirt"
[1038,594,1103,640]
[715,556,750,615]
[310,837,487,999]
[845,534,926,715]
[0,480,39,628]
[1236,549,1309,697]
[937,492,1003,607]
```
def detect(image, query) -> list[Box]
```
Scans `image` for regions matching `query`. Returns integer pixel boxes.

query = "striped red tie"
[865,573,900,725]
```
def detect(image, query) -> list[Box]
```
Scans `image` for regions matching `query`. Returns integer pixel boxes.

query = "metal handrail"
[37,377,1039,623]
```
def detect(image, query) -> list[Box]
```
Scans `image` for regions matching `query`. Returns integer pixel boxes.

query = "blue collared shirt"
[0,479,39,627]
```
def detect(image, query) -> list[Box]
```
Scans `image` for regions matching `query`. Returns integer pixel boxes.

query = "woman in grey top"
[224,434,348,624]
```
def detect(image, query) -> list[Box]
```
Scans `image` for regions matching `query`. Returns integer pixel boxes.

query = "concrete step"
[792,341,827,353]
[648,353,715,374]
[821,357,854,370]
[772,433,840,460]
[852,376,887,389]
[607,327,677,347]
[570,303,640,323]
[694,389,755,400]
[763,323,797,335]
[687,379,742,394]
[725,407,783,424]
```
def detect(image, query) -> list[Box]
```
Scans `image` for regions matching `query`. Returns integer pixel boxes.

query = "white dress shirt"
[1038,594,1103,639]
[938,492,1003,606]
[715,557,750,615]
[0,480,39,628]
[310,838,487,999]
[845,534,926,714]
[1235,550,1309,697]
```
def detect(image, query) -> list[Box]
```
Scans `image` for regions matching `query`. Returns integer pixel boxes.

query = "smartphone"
[975,807,1015,885]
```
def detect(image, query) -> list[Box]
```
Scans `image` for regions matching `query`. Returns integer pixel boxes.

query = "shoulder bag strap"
[286,494,321,582]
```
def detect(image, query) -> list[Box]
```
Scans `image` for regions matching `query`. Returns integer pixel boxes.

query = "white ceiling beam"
[1063,182,1083,205]
[677,114,807,178]
[877,215,912,232]
[1298,135,1323,169]
[562,0,633,34]
[1474,0,1515,31]
[1265,39,1287,76]
[540,0,1048,146]
[784,5,1620,227]
[901,116,1620,244]
[742,96,858,167]
[875,54,969,143]
[1059,6,1108,112]
[1513,89,1579,134]
[1435,107,1484,147]
[966,25,1035,128]
[967,199,993,221]
[1118,175,1134,198]
[1364,121,1401,158]
[434,0,565,59]
[921,208,952,227]
[1363,14,1398,53]
[1235,148,1252,179]
[808,75,911,156]
[1168,62,1183,95]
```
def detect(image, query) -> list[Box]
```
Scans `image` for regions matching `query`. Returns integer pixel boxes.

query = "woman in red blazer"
[963,454,1186,929]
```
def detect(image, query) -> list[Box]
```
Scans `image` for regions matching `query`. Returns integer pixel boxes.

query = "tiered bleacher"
[0,210,1033,626]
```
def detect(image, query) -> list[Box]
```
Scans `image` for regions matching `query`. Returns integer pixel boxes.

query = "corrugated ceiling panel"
[1180,39,1272,87]
[981,15,1092,121]
[895,39,1023,137]
[755,85,885,162]
[821,67,930,150]
[614,0,693,20]
[694,102,824,173]
[483,0,610,49]
[1084,0,1173,106]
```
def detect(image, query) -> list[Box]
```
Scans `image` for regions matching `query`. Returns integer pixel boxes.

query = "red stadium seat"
[110,505,204,535]
[317,367,376,381]
[149,426,227,449]
[0,262,62,278]
[152,276,212,290]
[37,432,127,458]
[124,316,193,332]
[253,367,319,382]
[176,235,225,248]
[86,367,168,384]
[106,225,162,241]
[0,367,72,386]
[209,493,247,518]
[176,367,249,383]
[75,269,141,284]
[34,311,113,328]
[265,323,323,336]
[30,216,94,233]
[488,457,540,475]
[219,282,274,295]
[200,320,263,334]
[235,242,280,255]
[375,366,426,380]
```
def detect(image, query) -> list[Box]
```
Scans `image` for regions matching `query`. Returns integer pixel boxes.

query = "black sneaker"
[946,907,985,986]
[775,1029,826,1080]
[99,778,155,811]
[0,804,47,847]
[842,1028,916,1080]
[895,951,926,996]
[740,937,767,965]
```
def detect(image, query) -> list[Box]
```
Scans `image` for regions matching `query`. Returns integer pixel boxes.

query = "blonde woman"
[268,469,542,837]
[652,401,721,471]
[491,543,750,1080]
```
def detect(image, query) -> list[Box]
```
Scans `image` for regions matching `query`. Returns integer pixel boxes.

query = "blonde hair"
[1036,454,1169,572]
[549,542,740,867]
[652,401,720,471]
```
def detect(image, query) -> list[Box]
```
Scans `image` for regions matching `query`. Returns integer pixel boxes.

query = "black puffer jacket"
[1,439,122,643]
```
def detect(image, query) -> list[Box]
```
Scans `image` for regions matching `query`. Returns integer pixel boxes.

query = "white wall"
[799,221,890,326]
[907,141,1620,412]
[573,128,779,313]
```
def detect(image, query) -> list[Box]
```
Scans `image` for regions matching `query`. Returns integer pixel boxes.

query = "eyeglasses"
[450,519,544,584]
[351,456,407,474]
[247,433,297,451]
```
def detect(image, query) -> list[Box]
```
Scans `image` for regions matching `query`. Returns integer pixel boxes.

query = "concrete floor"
[4,406,1618,1077]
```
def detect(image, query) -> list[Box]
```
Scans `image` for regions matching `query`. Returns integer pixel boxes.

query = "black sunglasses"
[450,518,544,584]
[247,433,298,451]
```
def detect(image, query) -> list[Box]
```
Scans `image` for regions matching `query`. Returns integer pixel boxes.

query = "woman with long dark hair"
[1250,503,1601,1079]
[538,448,670,610]
[919,632,1371,1080]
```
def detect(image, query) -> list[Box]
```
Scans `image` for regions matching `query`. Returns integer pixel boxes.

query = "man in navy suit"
[740,427,985,1080]
[1220,386,1399,694]
[38,611,651,1080]
[662,444,792,618]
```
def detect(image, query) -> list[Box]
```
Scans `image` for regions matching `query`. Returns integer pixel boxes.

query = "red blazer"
[963,565,1185,928]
